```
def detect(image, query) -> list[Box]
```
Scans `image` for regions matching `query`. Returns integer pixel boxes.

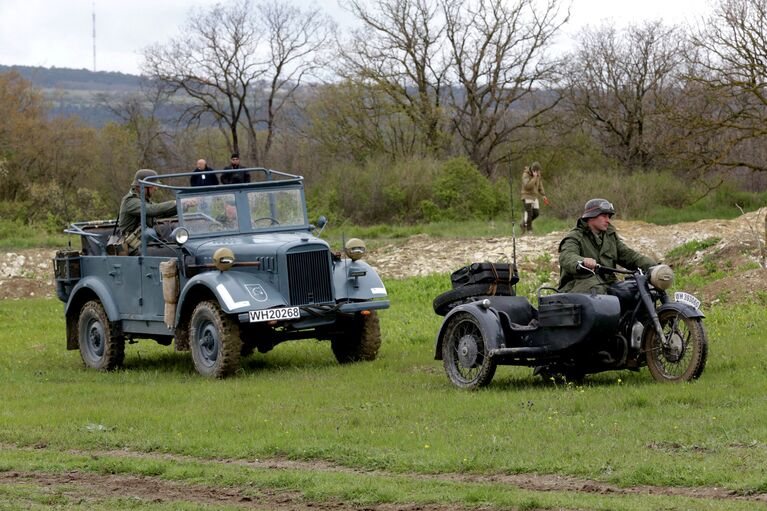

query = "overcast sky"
[0,0,712,76]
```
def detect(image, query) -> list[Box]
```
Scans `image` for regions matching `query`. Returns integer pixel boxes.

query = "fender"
[434,301,505,360]
[64,276,120,321]
[657,300,705,319]
[332,259,388,301]
[176,269,283,318]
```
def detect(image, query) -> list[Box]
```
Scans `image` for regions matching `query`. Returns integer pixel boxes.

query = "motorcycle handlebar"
[577,261,636,275]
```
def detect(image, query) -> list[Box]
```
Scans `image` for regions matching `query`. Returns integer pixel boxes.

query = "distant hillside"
[0,64,144,126]
[0,64,142,91]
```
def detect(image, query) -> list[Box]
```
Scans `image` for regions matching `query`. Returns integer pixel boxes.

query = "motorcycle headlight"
[649,264,674,290]
[344,238,366,261]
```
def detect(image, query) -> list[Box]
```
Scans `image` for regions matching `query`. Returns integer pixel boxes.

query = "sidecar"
[434,291,621,389]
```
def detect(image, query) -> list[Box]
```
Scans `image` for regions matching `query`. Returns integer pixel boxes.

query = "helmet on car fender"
[649,264,674,290]
[213,247,235,271]
[582,198,615,219]
[344,238,366,261]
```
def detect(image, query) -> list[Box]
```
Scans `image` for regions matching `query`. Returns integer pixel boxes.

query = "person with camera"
[521,161,549,234]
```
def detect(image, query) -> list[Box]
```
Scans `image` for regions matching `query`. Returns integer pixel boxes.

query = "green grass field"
[1,275,767,510]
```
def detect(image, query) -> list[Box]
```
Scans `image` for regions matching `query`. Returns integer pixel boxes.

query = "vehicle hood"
[184,232,330,260]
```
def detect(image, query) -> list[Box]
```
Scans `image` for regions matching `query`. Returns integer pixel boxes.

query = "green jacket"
[558,219,656,293]
[118,189,177,234]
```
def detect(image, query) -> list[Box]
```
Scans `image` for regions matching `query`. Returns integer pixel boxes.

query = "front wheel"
[645,310,708,382]
[441,311,496,389]
[331,311,381,363]
[189,301,242,378]
[78,300,125,370]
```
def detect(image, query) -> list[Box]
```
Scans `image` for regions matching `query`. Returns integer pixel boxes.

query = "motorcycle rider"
[557,198,656,294]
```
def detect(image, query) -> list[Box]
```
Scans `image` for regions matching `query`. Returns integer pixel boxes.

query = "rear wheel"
[645,310,708,382]
[78,300,125,370]
[441,311,496,389]
[189,300,242,378]
[331,311,381,363]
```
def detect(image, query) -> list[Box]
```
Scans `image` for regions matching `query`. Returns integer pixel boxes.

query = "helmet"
[133,168,158,186]
[212,247,235,271]
[582,198,615,219]
[344,238,367,261]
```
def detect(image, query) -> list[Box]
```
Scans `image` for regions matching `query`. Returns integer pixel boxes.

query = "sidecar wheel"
[645,310,708,382]
[441,312,497,389]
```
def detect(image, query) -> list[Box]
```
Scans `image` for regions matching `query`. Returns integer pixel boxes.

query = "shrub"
[433,157,499,220]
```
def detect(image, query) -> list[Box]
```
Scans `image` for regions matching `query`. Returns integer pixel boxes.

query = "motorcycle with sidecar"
[433,262,708,389]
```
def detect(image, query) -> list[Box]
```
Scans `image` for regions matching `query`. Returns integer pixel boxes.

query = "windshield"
[179,188,306,236]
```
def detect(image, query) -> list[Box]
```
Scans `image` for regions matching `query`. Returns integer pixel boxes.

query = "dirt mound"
[2,209,765,303]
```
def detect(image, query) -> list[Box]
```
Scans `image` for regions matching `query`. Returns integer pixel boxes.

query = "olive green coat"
[558,219,656,293]
[118,189,177,234]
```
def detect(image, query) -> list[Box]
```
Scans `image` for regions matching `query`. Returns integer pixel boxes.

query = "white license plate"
[674,291,701,309]
[248,306,300,323]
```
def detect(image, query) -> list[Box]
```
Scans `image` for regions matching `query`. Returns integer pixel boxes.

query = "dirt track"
[2,209,766,302]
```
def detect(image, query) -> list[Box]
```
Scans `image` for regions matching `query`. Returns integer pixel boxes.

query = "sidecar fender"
[657,301,705,319]
[434,301,505,360]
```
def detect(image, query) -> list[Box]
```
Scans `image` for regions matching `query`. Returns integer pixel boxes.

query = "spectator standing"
[190,159,218,187]
[221,153,251,184]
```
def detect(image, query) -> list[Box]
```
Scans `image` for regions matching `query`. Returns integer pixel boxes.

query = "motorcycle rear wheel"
[441,311,497,389]
[645,310,708,382]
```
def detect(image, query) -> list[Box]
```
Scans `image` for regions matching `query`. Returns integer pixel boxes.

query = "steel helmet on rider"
[581,198,615,219]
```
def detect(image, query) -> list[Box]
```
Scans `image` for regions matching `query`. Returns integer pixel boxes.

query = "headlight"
[171,227,189,245]
[649,264,674,290]
[344,238,366,261]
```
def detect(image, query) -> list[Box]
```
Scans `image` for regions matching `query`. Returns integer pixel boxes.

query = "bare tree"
[443,0,568,176]
[339,0,450,155]
[563,20,687,170]
[100,81,172,169]
[142,0,334,166]
[684,0,767,173]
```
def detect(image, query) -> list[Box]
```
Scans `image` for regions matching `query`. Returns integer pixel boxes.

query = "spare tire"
[433,283,516,316]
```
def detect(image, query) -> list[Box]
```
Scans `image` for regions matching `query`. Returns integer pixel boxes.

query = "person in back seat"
[119,169,177,255]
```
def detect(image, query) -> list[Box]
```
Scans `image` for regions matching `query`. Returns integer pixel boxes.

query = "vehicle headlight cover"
[213,247,235,271]
[171,227,189,245]
[345,238,366,261]
[650,264,674,290]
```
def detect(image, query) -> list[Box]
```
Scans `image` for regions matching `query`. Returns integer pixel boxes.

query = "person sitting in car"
[119,169,177,255]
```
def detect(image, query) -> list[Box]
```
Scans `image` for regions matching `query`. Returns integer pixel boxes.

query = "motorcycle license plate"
[248,306,300,323]
[674,291,701,309]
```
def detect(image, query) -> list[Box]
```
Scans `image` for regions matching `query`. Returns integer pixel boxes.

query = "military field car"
[54,168,389,377]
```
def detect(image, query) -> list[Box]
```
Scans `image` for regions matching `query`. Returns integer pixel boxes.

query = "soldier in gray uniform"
[118,169,177,255]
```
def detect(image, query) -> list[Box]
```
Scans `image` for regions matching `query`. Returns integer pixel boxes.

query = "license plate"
[248,306,300,323]
[674,291,701,309]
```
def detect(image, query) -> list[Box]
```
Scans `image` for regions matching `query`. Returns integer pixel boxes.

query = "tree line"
[1,0,766,227]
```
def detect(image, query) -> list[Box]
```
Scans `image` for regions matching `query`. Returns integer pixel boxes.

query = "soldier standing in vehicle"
[558,198,656,294]
[521,161,549,234]
[119,169,177,255]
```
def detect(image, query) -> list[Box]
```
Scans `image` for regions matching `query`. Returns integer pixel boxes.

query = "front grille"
[287,248,333,305]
